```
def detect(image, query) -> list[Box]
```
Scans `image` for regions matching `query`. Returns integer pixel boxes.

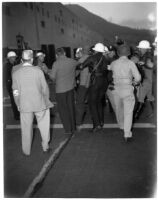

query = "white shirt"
[109,56,141,87]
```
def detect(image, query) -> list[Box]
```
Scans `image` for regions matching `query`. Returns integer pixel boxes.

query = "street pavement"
[3,98,157,198]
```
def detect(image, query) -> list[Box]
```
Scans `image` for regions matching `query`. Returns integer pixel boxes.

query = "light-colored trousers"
[113,86,135,138]
[20,109,50,155]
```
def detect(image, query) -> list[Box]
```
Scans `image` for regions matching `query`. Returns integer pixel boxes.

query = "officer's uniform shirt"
[110,56,141,88]
[82,52,109,77]
[37,63,49,74]
[78,54,90,88]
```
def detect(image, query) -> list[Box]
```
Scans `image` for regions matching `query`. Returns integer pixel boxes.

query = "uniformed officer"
[134,40,155,119]
[109,44,141,142]
[12,50,54,155]
[3,51,20,120]
[106,45,118,113]
[75,46,91,131]
[82,43,109,132]
[35,52,49,79]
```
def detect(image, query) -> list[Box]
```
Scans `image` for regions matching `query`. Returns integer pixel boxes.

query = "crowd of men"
[3,36,157,155]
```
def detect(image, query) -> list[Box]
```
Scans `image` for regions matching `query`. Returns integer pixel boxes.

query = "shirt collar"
[119,56,128,59]
[22,62,32,66]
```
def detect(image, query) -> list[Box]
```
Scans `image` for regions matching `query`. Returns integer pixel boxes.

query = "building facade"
[3,2,104,66]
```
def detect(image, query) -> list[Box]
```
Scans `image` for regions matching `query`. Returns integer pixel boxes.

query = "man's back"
[12,64,49,112]
[111,56,141,86]
[52,55,78,93]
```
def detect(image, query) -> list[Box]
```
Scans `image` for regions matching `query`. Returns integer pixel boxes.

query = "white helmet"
[153,36,157,46]
[104,46,109,52]
[7,51,17,58]
[92,43,105,52]
[36,52,45,57]
[137,40,151,49]
[76,47,82,53]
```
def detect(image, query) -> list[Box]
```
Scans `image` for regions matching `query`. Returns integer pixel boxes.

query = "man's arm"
[48,63,57,81]
[131,62,141,83]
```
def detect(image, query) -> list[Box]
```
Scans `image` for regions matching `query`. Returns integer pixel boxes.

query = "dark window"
[3,5,11,16]
[47,11,49,18]
[36,6,40,13]
[72,19,74,23]
[59,9,63,16]
[29,3,33,10]
[41,20,45,28]
[61,28,64,34]
[73,33,76,38]
[42,8,44,16]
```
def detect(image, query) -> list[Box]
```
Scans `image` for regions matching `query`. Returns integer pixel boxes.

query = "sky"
[64,1,157,29]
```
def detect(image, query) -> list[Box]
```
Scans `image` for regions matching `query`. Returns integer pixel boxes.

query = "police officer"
[3,51,20,120]
[82,43,109,132]
[109,44,141,142]
[75,46,91,131]
[106,45,118,113]
[134,40,155,119]
[34,52,49,79]
[12,50,53,155]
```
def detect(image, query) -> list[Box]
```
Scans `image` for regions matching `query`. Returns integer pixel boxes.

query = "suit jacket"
[12,62,53,113]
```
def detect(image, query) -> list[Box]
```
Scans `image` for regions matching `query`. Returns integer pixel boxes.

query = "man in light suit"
[12,50,54,156]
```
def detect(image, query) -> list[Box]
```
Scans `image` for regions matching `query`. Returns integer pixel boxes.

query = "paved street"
[3,97,157,198]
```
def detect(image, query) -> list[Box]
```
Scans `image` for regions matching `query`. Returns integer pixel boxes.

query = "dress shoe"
[43,147,52,153]
[124,137,133,143]
[92,126,102,133]
[76,125,83,132]
[14,116,20,120]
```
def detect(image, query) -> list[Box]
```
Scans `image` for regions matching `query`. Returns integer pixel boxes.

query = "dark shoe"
[22,153,30,156]
[100,122,104,128]
[92,126,102,133]
[43,147,52,153]
[124,137,133,143]
[14,116,20,120]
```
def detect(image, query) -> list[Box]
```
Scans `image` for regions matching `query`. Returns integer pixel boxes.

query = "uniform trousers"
[56,89,76,133]
[20,109,50,155]
[138,80,155,103]
[113,86,135,138]
[76,85,88,125]
[88,77,108,127]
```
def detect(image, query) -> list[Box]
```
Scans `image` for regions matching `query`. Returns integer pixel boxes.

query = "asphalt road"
[3,100,157,198]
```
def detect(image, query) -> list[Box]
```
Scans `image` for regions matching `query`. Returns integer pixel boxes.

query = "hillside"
[66,4,155,46]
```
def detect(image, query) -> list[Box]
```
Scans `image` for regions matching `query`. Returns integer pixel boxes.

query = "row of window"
[24,3,88,35]
[24,3,50,18]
